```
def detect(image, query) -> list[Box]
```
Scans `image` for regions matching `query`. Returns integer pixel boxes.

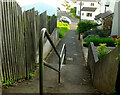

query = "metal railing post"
[39,28,66,93]
[64,45,66,64]
[58,58,61,83]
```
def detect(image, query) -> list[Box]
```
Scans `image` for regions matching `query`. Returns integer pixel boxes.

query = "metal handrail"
[39,28,66,94]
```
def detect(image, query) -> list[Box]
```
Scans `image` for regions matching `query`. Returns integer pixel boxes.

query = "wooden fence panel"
[0,0,57,84]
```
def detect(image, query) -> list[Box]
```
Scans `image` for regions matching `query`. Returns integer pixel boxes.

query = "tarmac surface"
[2,12,98,94]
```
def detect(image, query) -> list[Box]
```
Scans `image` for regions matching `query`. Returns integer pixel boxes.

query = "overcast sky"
[16,0,57,7]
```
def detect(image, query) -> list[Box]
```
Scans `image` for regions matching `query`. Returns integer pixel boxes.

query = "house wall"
[81,11,96,21]
[76,1,100,21]
[111,1,120,36]
[100,0,116,13]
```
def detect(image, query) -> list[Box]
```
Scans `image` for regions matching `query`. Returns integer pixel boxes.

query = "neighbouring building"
[111,1,120,37]
[95,11,114,35]
[94,0,116,36]
[76,0,101,21]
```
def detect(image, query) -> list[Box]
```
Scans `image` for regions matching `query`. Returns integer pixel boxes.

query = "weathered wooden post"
[39,31,44,95]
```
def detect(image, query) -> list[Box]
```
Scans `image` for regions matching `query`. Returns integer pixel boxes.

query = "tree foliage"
[70,7,76,13]
[77,20,98,33]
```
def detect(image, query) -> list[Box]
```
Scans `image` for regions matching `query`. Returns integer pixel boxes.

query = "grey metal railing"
[39,28,66,94]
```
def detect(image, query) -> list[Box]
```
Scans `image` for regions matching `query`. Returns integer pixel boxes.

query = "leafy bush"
[86,37,115,47]
[97,43,111,59]
[83,28,109,39]
[58,27,68,38]
[76,15,80,19]
[70,7,76,13]
[57,22,69,38]
[47,15,51,22]
[115,38,120,47]
[77,20,98,34]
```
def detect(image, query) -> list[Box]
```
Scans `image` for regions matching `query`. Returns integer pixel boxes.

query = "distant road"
[57,11,79,23]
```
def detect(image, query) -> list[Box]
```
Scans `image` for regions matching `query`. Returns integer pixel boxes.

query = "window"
[82,13,84,16]
[91,3,94,6]
[86,13,92,17]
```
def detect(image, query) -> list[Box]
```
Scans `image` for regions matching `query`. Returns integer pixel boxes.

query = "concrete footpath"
[44,23,97,93]
[2,21,98,94]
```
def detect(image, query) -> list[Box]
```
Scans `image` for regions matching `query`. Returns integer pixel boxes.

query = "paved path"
[43,22,96,93]
[2,12,97,94]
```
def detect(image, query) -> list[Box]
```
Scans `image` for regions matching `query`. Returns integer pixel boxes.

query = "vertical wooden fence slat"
[0,0,57,87]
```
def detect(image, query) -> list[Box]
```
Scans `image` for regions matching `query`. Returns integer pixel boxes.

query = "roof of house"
[94,13,103,20]
[95,11,114,20]
[77,0,101,2]
[81,7,97,12]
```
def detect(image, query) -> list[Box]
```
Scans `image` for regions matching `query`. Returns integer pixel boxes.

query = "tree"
[77,20,98,34]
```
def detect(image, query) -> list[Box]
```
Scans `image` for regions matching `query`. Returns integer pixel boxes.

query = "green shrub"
[97,43,111,59]
[115,38,120,47]
[86,37,115,47]
[57,22,69,38]
[83,28,109,39]
[77,20,98,34]
[58,27,68,38]
[47,15,51,22]
[70,7,76,13]
[75,15,80,19]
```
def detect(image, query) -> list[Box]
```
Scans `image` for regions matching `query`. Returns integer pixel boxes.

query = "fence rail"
[0,0,57,84]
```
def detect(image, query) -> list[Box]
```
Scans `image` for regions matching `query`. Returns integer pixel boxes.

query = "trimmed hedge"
[86,37,115,47]
[83,28,109,39]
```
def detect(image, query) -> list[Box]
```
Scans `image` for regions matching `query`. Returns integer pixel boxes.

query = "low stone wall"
[88,42,99,80]
[43,28,59,58]
[88,42,120,93]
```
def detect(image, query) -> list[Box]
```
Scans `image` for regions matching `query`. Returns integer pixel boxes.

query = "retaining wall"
[88,42,120,93]
[43,28,59,58]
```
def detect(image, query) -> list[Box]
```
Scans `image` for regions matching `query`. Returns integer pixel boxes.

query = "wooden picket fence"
[0,0,57,84]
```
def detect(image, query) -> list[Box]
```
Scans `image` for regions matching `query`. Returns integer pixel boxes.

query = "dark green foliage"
[77,20,98,34]
[47,15,51,22]
[70,7,76,13]
[2,78,14,86]
[84,34,99,42]
[83,28,109,39]
[86,37,115,47]
[75,15,80,19]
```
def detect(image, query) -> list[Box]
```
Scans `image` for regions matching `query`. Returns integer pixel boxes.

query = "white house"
[111,0,120,36]
[99,0,120,36]
[100,0,116,13]
[76,0,101,21]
